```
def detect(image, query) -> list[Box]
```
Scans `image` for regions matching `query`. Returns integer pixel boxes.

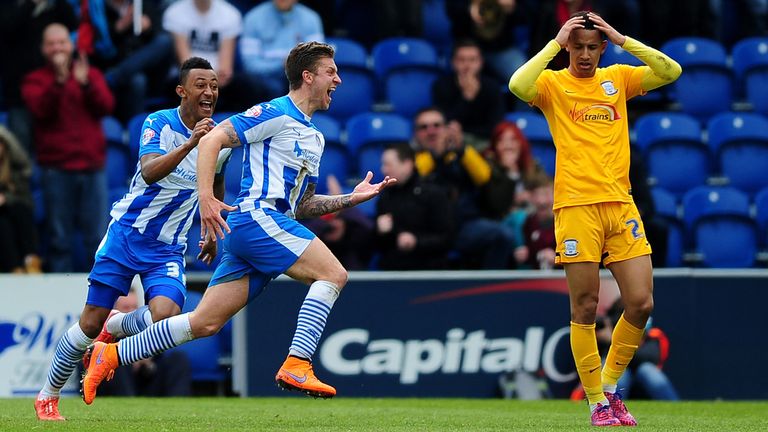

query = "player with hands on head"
[509,11,681,427]
[82,41,396,404]
[35,57,229,421]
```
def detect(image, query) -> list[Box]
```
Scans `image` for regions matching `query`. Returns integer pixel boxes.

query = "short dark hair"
[571,11,607,40]
[451,39,481,58]
[384,142,415,163]
[179,57,214,85]
[285,41,335,90]
[413,106,446,124]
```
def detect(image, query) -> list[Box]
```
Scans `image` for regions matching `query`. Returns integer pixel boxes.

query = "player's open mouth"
[327,88,335,100]
[200,101,213,111]
[578,62,591,69]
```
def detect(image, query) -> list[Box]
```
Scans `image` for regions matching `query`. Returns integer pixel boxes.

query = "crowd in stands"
[1,0,767,272]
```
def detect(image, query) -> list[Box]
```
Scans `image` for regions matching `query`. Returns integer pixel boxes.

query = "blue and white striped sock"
[288,281,340,359]
[107,306,152,339]
[40,323,93,397]
[117,313,193,365]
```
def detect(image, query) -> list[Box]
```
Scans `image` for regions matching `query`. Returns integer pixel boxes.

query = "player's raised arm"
[508,15,586,102]
[197,120,239,240]
[295,171,397,219]
[588,12,681,90]
[140,118,215,184]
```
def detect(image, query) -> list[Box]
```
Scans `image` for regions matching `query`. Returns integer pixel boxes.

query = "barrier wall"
[2,270,767,399]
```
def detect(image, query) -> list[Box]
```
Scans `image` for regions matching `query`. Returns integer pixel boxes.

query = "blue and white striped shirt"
[228,96,324,219]
[110,108,231,246]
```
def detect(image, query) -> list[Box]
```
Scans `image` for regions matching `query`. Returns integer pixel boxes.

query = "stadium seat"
[504,111,555,177]
[634,112,708,196]
[707,112,768,195]
[661,38,732,120]
[102,116,125,148]
[325,37,375,121]
[311,114,350,192]
[385,68,440,118]
[106,145,131,189]
[731,37,768,115]
[756,187,768,248]
[345,112,412,155]
[650,188,684,267]
[682,186,756,267]
[371,37,440,80]
[170,291,227,388]
[0,111,6,126]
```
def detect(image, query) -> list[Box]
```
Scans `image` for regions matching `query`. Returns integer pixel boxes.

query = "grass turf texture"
[5,397,766,431]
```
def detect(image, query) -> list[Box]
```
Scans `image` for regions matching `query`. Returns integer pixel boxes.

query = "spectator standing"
[163,0,252,111]
[0,126,41,273]
[91,0,174,120]
[0,0,77,155]
[432,39,505,149]
[22,23,114,272]
[413,107,515,269]
[447,0,529,82]
[375,143,454,270]
[240,0,325,100]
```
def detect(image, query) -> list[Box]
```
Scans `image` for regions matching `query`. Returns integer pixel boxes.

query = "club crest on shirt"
[245,105,262,117]
[601,80,618,96]
[141,128,155,146]
[563,239,579,257]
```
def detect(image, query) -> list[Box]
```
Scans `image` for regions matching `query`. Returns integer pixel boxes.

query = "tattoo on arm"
[295,183,353,218]
[221,121,241,147]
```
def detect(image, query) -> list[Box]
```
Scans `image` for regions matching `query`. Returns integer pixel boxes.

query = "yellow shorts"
[554,202,652,266]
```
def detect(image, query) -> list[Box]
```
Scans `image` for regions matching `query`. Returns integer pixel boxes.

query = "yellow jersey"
[532,65,645,209]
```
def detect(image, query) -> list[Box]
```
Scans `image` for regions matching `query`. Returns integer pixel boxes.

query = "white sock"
[40,323,93,398]
[288,281,340,359]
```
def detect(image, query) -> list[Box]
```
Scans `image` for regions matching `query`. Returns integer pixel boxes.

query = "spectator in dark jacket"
[22,23,114,272]
[375,143,454,270]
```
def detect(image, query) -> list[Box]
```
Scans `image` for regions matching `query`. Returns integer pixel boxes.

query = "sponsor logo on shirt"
[245,105,262,118]
[142,129,156,146]
[569,102,621,122]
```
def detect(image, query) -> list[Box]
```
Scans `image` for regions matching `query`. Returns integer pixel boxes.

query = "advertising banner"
[0,275,86,397]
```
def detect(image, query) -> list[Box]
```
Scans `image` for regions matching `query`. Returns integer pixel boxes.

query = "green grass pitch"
[3,397,766,431]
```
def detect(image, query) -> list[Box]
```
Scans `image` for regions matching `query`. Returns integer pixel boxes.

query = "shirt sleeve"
[621,36,682,91]
[228,103,286,147]
[508,39,561,103]
[138,114,167,157]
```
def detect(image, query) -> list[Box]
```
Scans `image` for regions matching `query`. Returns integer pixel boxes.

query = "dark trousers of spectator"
[455,218,516,269]
[40,167,107,273]
[0,201,38,272]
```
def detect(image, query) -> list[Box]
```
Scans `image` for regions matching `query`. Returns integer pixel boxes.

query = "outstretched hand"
[350,171,397,205]
[587,12,626,46]
[199,194,237,241]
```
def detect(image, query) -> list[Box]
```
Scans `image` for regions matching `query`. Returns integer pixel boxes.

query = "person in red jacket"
[22,22,115,272]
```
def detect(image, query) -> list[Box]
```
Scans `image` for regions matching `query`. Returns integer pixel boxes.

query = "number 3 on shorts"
[166,262,180,278]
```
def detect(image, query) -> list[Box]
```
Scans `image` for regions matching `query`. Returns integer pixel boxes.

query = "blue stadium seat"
[372,37,439,80]
[127,112,149,165]
[650,188,683,267]
[755,187,768,248]
[312,114,350,193]
[600,42,643,67]
[170,291,227,386]
[385,69,440,118]
[106,145,131,189]
[323,38,375,121]
[731,37,768,115]
[661,38,732,120]
[102,116,125,148]
[345,112,411,156]
[682,186,756,267]
[0,111,7,126]
[505,112,555,177]
[634,112,708,196]
[707,112,768,195]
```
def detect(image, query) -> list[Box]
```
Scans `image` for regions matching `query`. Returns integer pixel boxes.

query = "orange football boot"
[35,393,65,421]
[83,310,119,367]
[81,342,118,405]
[275,356,336,398]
